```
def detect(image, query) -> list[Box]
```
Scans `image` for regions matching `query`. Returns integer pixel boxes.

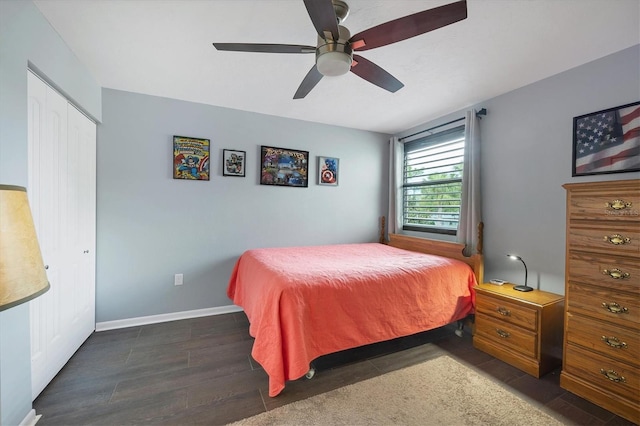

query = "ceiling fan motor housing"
[332,0,350,24]
[316,25,352,76]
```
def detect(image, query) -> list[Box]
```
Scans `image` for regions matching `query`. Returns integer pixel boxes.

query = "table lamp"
[0,185,50,311]
[506,254,533,292]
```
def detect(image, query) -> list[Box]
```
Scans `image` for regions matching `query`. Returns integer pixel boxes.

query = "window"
[402,125,465,235]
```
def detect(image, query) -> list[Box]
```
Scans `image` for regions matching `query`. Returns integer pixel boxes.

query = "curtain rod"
[398,108,487,142]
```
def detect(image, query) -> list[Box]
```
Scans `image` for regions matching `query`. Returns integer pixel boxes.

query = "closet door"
[27,71,96,399]
[28,72,68,399]
[66,104,96,349]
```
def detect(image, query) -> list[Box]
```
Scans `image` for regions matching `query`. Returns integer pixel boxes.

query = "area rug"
[229,355,563,426]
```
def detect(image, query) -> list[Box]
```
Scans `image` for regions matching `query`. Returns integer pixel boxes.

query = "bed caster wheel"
[454,329,463,337]
[305,367,316,380]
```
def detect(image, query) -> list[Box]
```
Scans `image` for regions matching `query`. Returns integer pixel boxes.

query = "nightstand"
[473,283,564,377]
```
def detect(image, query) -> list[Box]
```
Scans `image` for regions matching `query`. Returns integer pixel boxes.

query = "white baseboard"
[19,410,40,426]
[95,305,244,332]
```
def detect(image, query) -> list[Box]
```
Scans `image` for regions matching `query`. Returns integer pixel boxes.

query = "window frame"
[401,124,466,236]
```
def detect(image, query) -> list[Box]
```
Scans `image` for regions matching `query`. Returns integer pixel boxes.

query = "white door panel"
[28,71,96,400]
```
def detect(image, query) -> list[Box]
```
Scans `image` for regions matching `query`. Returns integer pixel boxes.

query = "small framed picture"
[318,156,339,186]
[572,101,640,176]
[223,149,246,177]
[173,135,210,180]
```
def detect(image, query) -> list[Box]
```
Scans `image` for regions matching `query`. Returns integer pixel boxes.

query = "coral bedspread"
[227,243,477,397]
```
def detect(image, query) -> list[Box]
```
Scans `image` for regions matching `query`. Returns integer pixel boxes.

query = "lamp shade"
[0,185,49,311]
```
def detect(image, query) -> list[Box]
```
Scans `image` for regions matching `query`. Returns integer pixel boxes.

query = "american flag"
[574,104,640,175]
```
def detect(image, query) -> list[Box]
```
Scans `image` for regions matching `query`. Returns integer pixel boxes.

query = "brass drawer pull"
[603,234,631,245]
[495,329,510,338]
[600,368,626,383]
[601,302,629,314]
[602,268,630,280]
[496,307,511,316]
[601,336,628,349]
[605,199,632,210]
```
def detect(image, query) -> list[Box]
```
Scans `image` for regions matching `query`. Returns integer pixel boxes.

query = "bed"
[227,221,484,397]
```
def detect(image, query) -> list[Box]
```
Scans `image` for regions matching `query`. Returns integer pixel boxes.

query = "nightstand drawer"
[566,313,639,365]
[475,313,537,358]
[476,295,538,332]
[564,344,640,401]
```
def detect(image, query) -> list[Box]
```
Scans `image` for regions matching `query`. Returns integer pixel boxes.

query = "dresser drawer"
[475,313,537,358]
[564,343,639,401]
[475,295,538,331]
[568,251,640,292]
[567,282,640,327]
[568,186,640,222]
[566,313,640,366]
[568,222,640,258]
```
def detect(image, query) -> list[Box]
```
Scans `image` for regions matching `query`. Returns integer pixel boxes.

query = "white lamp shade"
[0,185,49,311]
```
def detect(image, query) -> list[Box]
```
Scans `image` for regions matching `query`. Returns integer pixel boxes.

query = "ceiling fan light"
[316,51,352,76]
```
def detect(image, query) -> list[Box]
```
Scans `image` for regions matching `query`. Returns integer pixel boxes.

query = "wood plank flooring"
[34,312,635,425]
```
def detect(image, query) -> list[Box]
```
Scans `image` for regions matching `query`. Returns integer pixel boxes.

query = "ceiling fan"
[213,0,467,99]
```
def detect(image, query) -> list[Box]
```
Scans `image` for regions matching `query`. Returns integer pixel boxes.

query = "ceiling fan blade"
[213,43,315,54]
[350,55,404,93]
[303,0,339,41]
[349,0,467,52]
[293,65,323,99]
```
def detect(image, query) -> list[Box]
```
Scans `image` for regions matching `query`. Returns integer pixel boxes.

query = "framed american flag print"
[572,101,640,176]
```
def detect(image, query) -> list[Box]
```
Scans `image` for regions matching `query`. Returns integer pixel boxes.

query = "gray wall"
[0,1,101,424]
[96,90,390,322]
[398,44,640,295]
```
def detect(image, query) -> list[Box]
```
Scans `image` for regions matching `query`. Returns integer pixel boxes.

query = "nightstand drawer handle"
[603,234,631,245]
[495,329,510,338]
[601,336,628,349]
[605,199,632,210]
[496,307,511,316]
[601,302,629,314]
[602,268,630,280]
[600,369,626,383]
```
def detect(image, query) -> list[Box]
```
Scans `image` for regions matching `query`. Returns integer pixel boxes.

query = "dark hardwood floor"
[34,312,635,425]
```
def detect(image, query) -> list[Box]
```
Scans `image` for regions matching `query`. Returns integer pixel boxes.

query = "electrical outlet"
[174,273,183,286]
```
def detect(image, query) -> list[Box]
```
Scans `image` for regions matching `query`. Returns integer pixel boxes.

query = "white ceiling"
[34,0,639,134]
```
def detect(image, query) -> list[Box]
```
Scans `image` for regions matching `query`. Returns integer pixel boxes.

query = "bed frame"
[379,216,484,287]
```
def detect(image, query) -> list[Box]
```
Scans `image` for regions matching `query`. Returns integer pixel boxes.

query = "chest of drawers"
[561,179,640,424]
[473,283,564,377]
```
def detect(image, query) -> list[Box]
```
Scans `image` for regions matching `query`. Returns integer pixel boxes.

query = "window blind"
[403,125,465,234]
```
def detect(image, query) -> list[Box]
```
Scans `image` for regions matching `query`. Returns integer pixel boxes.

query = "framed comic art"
[173,135,210,180]
[259,145,309,187]
[223,149,246,177]
[318,156,339,186]
[572,101,640,176]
